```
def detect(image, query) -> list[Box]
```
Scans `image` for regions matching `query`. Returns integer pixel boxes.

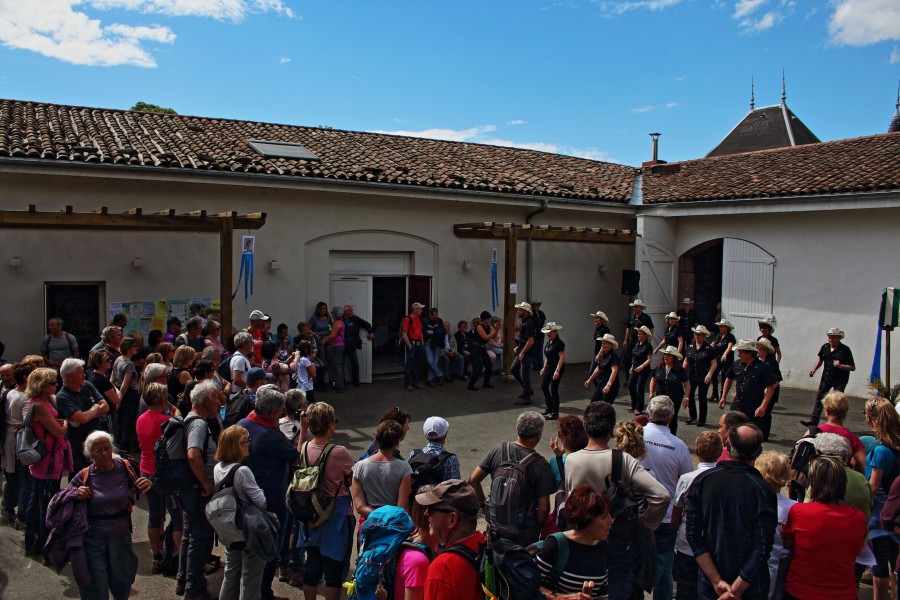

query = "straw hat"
[715,319,734,330]
[682,297,694,304]
[629,299,646,308]
[665,312,680,321]
[756,338,775,355]
[637,325,653,338]
[758,316,776,331]
[541,322,563,333]
[589,311,609,323]
[661,345,683,361]
[734,339,759,352]
[826,327,845,339]
[692,325,712,337]
[514,302,533,315]
[598,333,618,349]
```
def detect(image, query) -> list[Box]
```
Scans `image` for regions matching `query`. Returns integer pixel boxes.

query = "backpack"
[158,520,180,576]
[217,358,233,383]
[46,332,78,354]
[286,442,340,528]
[408,449,454,495]
[787,426,820,501]
[346,505,415,600]
[486,442,540,541]
[445,534,543,600]
[603,449,639,545]
[223,390,253,428]
[16,401,47,466]
[532,532,570,592]
[205,464,246,548]
[152,414,205,496]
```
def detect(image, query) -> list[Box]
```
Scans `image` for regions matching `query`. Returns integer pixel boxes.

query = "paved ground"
[1,364,877,598]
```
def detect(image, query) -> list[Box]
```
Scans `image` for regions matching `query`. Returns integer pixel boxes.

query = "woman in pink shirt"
[393,485,438,599]
[803,391,866,472]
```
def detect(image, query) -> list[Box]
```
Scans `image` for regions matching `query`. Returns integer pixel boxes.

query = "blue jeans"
[81,534,138,600]
[25,476,59,554]
[653,522,678,600]
[178,489,213,595]
[441,352,465,380]
[423,344,443,381]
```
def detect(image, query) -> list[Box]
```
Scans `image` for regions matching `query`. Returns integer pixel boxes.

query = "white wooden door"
[330,275,373,384]
[639,239,676,335]
[721,239,775,342]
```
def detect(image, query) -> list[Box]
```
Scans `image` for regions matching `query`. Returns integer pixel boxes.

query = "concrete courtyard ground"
[1,364,878,598]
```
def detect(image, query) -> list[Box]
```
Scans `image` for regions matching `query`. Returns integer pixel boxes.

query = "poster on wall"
[109,296,217,336]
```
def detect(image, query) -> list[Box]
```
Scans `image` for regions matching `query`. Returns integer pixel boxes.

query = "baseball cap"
[411,302,425,309]
[414,479,480,515]
[423,416,449,440]
[246,367,268,383]
[249,310,270,321]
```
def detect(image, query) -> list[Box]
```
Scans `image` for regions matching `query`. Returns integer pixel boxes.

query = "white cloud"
[507,119,526,126]
[599,0,681,14]
[370,125,613,162]
[829,0,900,46]
[631,105,654,113]
[734,0,768,19]
[665,102,678,109]
[279,56,291,63]
[741,11,778,31]
[0,0,292,67]
[732,0,791,32]
[892,45,900,62]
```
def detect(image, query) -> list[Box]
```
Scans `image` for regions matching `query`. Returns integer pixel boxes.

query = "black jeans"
[541,366,565,414]
[511,353,533,399]
[468,347,492,388]
[591,379,620,403]
[688,379,709,425]
[343,345,360,385]
[178,489,213,595]
[810,379,847,422]
[674,551,699,600]
[25,476,59,554]
[628,369,650,411]
[403,343,423,387]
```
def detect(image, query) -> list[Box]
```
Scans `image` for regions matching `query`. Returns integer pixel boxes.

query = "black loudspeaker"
[621,270,640,296]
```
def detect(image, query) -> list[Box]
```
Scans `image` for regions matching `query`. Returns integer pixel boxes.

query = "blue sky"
[0,0,897,166]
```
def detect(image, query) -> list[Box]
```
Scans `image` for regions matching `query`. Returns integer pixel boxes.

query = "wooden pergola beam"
[0,207,266,346]
[454,221,636,374]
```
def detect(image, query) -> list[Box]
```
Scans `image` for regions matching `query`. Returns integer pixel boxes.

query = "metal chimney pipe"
[649,133,661,162]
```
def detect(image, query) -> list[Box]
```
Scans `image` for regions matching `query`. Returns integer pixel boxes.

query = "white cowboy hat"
[682,297,694,304]
[629,299,646,308]
[665,312,680,321]
[692,325,711,336]
[598,333,618,349]
[661,345,683,361]
[514,302,533,315]
[756,338,775,355]
[589,311,609,323]
[826,328,845,339]
[734,339,759,352]
[637,325,653,338]
[541,322,563,333]
[715,319,734,330]
[758,316,776,331]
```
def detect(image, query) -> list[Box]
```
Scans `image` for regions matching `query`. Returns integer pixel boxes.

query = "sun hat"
[629,299,646,308]
[692,325,711,336]
[638,325,652,337]
[665,312,680,321]
[541,322,563,333]
[414,479,481,515]
[734,339,759,352]
[661,346,682,361]
[515,302,533,314]
[598,333,618,349]
[589,311,609,323]
[758,316,776,331]
[423,416,450,440]
[715,319,734,330]
[826,328,845,339]
[682,298,694,304]
[756,338,775,355]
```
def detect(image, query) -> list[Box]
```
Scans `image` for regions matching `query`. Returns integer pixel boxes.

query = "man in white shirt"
[641,395,694,600]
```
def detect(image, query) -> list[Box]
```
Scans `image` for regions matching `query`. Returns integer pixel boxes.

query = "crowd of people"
[0,294,884,600]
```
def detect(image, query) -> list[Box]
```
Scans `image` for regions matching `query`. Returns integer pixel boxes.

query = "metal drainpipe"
[525,199,549,300]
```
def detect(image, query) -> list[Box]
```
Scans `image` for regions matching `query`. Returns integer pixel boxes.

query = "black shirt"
[626,313,655,347]
[343,315,373,350]
[56,381,104,453]
[757,334,779,351]
[726,359,777,414]
[593,324,611,355]
[652,365,688,402]
[711,332,736,367]
[423,316,445,348]
[455,330,470,354]
[518,316,539,360]
[595,350,620,382]
[88,370,114,396]
[544,337,566,371]
[818,342,855,387]
[685,342,716,382]
[630,341,653,370]
[662,326,682,349]
[677,308,697,339]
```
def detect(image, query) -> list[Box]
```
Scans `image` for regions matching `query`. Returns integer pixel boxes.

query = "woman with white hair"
[65,430,152,599]
[321,306,346,393]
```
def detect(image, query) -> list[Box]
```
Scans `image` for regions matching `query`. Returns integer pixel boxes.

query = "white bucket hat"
[734,339,759,352]
[692,325,711,337]
[629,299,646,308]
[589,311,609,323]
[514,302,533,315]
[665,312,680,321]
[661,345,682,361]
[541,322,563,333]
[598,333,618,349]
[826,328,845,339]
[715,319,734,330]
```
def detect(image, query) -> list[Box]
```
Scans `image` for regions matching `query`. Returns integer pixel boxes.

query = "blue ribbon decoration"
[490,248,498,312]
[232,250,254,304]
[870,324,883,385]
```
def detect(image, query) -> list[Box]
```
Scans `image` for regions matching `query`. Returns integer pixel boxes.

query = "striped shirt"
[535,534,609,599]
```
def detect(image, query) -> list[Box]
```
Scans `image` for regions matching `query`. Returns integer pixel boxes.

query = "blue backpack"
[347,505,415,600]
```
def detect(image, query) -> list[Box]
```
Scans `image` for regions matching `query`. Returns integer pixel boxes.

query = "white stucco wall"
[652,205,900,398]
[0,169,635,365]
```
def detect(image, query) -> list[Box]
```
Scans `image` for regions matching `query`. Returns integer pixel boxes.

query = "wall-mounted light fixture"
[598,264,609,273]
[132,257,145,269]
[461,259,473,271]
[269,260,281,271]
[9,257,22,268]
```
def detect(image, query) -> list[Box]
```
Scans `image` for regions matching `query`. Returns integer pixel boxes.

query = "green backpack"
[286,442,339,528]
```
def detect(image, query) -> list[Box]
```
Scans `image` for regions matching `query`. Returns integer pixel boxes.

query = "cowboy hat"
[756,338,775,355]
[758,316,776,331]
[665,312,680,321]
[598,333,618,349]
[589,311,609,323]
[692,325,711,336]
[637,325,652,338]
[514,302,533,314]
[826,327,845,339]
[629,299,646,308]
[734,339,759,352]
[541,322,563,333]
[715,319,734,330]
[661,345,683,361]
[682,297,694,304]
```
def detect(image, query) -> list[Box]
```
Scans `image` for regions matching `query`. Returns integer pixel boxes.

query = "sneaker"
[406,386,415,392]
[152,554,164,574]
[545,413,559,420]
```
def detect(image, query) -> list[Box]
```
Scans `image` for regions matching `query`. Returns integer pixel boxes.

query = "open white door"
[721,238,775,342]
[330,275,374,384]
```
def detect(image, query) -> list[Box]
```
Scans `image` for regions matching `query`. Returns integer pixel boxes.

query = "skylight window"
[247,140,320,161]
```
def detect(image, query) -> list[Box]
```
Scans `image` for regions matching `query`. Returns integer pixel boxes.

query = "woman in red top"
[782,455,867,600]
[135,382,183,572]
[23,367,72,557]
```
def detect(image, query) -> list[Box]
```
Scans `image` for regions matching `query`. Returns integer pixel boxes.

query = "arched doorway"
[680,238,775,342]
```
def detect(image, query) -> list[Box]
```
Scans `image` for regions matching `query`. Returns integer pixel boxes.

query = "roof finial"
[890,80,900,134]
[781,69,787,104]
[750,76,755,111]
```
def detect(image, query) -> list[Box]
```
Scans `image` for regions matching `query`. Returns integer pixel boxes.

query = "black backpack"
[153,414,205,496]
[486,442,540,541]
[446,535,543,600]
[223,390,253,428]
[788,426,820,501]
[603,449,639,544]
[408,449,454,494]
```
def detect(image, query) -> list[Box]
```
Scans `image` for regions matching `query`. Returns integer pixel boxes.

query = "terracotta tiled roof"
[642,132,900,204]
[0,99,637,203]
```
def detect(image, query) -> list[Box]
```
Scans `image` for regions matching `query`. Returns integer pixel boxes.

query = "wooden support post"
[503,228,517,375]
[220,216,234,346]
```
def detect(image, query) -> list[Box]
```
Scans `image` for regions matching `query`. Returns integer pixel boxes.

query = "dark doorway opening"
[371,275,433,375]
[45,283,103,358]
[680,241,723,329]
